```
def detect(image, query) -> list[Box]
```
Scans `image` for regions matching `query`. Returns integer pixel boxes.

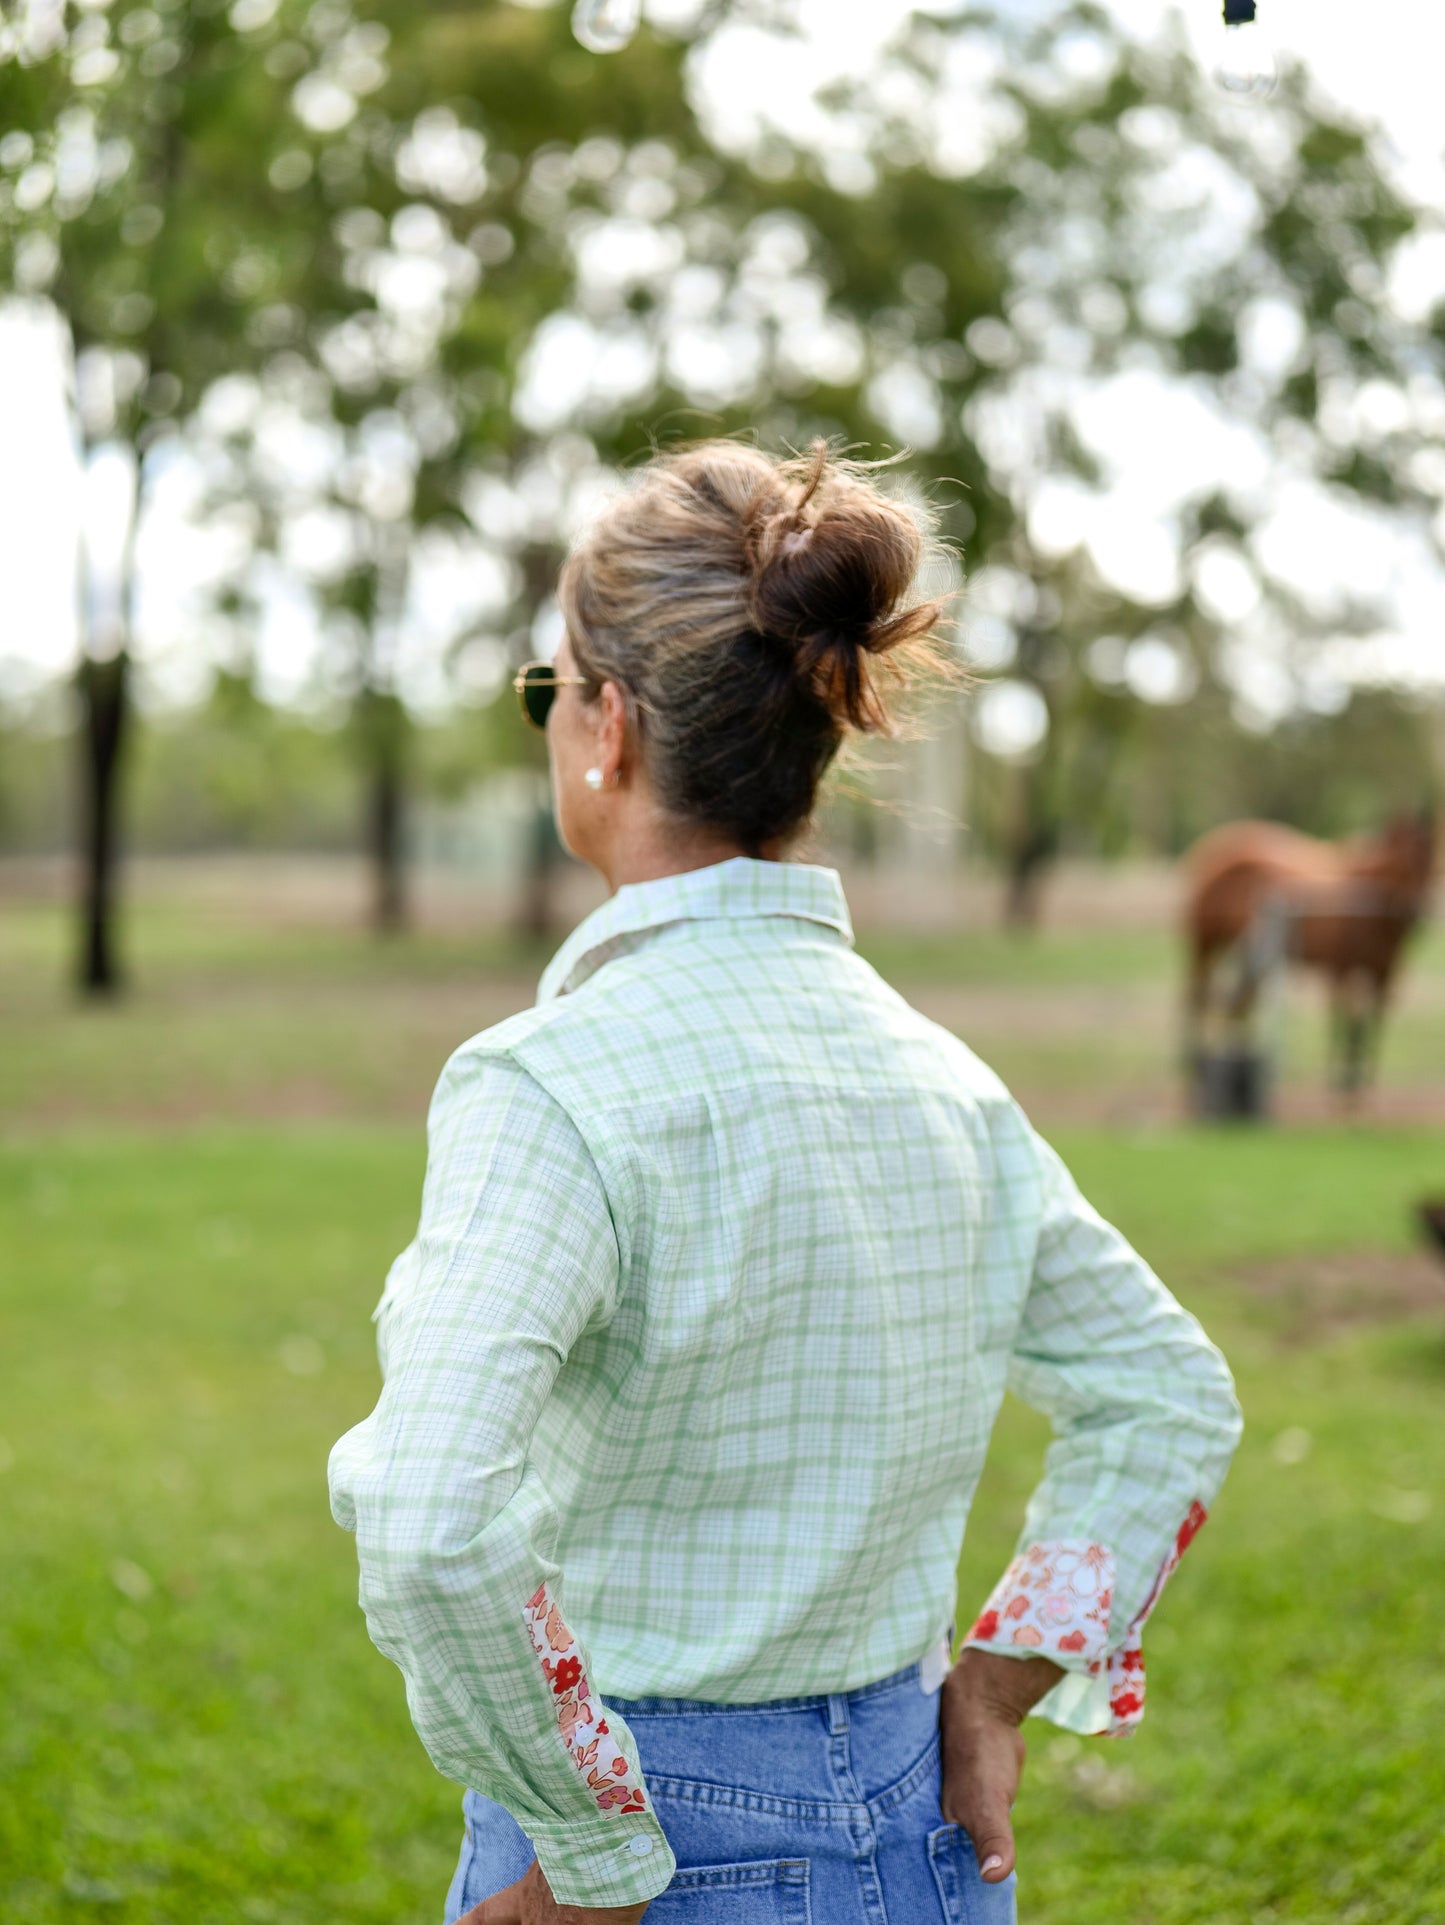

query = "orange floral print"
[523,1583,649,1816]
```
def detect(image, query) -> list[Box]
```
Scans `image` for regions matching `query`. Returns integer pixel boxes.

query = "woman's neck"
[602,837,761,894]
[595,816,787,895]
[580,774,789,894]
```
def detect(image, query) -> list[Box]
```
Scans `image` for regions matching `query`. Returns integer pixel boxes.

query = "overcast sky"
[3,0,1444,717]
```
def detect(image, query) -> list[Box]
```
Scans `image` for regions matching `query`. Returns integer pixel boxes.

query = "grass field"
[3,873,1444,1923]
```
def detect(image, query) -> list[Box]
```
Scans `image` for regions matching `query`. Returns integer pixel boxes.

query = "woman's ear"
[598,680,629,776]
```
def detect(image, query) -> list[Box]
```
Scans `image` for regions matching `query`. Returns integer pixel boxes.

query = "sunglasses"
[513,659,589,731]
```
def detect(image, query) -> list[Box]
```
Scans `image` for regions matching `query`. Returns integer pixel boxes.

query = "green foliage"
[0,1,348,422]
[1217,688,1440,840]
[0,670,540,858]
[960,675,1437,867]
[0,653,1434,867]
[0,713,70,851]
[127,676,361,854]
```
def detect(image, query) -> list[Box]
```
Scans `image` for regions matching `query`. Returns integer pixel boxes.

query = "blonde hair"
[559,440,951,853]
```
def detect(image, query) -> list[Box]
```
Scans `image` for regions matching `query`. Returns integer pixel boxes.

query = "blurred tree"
[0,0,378,987]
[5,0,1442,959]
[192,0,739,933]
[480,2,1443,921]
[843,5,1443,917]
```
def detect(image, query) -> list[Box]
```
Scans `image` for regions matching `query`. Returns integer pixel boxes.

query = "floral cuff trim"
[963,1502,1208,1737]
[966,1539,1116,1669]
[1104,1499,1208,1731]
[524,1584,649,1815]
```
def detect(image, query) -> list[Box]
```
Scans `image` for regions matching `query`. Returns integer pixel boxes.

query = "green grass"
[3,881,1445,1921]
[0,899,550,1130]
[857,924,1180,989]
[0,1132,440,1922]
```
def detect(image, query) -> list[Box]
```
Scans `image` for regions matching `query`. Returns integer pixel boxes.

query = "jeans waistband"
[607,1625,955,1721]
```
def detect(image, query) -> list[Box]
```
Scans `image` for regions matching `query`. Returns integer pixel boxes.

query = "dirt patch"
[1227,1245,1445,1345]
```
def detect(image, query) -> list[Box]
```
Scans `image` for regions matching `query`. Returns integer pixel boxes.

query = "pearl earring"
[585,767,606,791]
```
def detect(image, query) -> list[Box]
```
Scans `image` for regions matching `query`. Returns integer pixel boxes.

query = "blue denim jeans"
[443,1645,1018,1924]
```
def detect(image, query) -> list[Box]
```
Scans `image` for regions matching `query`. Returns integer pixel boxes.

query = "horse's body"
[1183,812,1437,1095]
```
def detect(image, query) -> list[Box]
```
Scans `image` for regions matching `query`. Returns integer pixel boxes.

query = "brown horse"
[1183,810,1438,1096]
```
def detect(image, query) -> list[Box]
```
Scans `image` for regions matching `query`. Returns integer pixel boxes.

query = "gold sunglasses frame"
[513,660,589,731]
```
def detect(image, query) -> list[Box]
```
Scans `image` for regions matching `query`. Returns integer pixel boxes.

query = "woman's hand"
[939,1648,1064,1883]
[460,1858,650,1925]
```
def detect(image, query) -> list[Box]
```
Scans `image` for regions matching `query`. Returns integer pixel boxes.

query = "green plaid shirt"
[329,858,1241,1908]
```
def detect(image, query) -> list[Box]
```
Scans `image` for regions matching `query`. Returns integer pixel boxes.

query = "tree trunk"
[1002,762,1058,931]
[999,638,1062,931]
[368,757,405,935]
[362,689,408,936]
[76,649,130,997]
[1003,831,1052,930]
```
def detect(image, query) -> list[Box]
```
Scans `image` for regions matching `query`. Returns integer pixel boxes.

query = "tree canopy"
[2,0,1441,955]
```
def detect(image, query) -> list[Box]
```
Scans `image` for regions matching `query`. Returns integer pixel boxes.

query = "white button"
[627,1836,654,1857]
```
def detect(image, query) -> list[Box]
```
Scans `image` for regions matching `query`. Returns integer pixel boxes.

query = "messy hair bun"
[558,439,952,854]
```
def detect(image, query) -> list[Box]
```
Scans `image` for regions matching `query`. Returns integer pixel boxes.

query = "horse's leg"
[1357,968,1392,1095]
[1224,942,1259,1043]
[1327,973,1350,1096]
[1183,941,1215,1072]
[1335,972,1371,1105]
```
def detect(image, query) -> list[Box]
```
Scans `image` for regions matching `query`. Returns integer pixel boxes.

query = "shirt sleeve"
[962,1108,1243,1737]
[327,1047,676,1908]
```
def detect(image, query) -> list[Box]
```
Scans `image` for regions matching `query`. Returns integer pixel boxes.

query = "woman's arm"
[328,1046,675,1912]
[962,1106,1244,1736]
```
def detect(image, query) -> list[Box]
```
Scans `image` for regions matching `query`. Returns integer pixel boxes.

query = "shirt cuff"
[961,1503,1208,1737]
[526,1813,676,1909]
[522,1581,675,1903]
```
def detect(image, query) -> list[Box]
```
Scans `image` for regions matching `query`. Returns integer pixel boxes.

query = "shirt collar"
[537,857,855,1004]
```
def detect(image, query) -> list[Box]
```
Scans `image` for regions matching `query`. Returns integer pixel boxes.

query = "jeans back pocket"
[927,1826,1017,1925]
[647,1857,811,1922]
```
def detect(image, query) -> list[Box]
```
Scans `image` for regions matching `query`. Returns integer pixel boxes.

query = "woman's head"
[545,439,951,880]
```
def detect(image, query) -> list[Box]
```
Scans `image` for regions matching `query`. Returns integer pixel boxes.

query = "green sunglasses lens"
[521,665,557,729]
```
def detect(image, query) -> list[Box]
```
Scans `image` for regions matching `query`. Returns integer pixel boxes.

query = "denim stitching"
[667,1859,811,1890]
[642,1772,860,1823]
[870,1732,942,1819]
[610,1660,927,1722]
